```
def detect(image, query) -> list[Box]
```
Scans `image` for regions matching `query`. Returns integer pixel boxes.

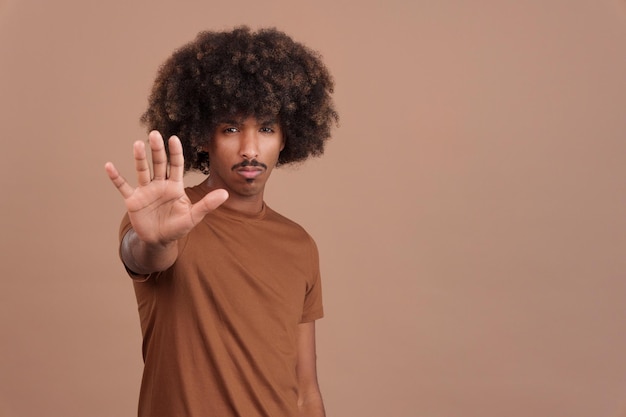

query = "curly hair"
[140,26,339,174]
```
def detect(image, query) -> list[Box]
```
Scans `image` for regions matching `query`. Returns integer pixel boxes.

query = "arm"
[105,131,228,274]
[296,321,326,417]
[119,227,178,275]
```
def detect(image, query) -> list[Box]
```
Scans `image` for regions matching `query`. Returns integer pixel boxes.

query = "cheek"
[208,142,235,162]
[269,144,284,165]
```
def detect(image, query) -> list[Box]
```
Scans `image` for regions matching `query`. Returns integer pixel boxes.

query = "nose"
[240,130,259,160]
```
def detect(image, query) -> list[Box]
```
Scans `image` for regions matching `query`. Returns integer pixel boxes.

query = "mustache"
[231,159,268,170]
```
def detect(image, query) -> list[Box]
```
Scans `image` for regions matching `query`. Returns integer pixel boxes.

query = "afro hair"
[140,26,339,174]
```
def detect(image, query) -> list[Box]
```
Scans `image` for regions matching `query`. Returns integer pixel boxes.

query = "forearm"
[121,228,178,275]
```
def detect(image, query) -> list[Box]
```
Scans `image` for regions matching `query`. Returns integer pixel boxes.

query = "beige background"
[1,1,626,416]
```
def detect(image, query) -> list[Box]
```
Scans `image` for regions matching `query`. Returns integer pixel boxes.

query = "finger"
[190,189,229,225]
[149,131,168,180]
[104,162,135,199]
[168,136,184,182]
[133,140,151,186]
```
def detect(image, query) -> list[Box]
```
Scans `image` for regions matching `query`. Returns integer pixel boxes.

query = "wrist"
[121,229,178,274]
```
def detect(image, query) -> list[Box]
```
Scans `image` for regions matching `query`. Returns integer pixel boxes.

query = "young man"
[104,27,338,417]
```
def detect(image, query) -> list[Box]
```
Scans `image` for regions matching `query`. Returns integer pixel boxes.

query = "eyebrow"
[217,118,243,126]
[216,117,279,126]
[261,118,279,126]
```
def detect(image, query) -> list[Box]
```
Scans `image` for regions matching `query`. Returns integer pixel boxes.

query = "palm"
[105,131,227,245]
[124,178,195,244]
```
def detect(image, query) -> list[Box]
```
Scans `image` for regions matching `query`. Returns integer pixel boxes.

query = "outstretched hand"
[104,131,228,246]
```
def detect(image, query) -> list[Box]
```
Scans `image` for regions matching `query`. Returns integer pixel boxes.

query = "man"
[104,27,338,417]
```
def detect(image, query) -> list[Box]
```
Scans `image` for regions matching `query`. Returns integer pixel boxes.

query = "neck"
[222,195,265,215]
[202,177,265,215]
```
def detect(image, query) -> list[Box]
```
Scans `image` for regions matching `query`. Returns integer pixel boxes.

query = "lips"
[232,160,267,180]
[236,166,264,179]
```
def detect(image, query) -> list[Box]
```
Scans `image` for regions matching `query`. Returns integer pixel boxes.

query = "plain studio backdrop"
[1,1,625,416]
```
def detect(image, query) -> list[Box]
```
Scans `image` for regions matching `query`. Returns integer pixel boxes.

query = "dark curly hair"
[140,26,339,174]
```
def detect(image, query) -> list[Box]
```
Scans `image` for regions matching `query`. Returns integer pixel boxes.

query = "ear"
[279,134,286,152]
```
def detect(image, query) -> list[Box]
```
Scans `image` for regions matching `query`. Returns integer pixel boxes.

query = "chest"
[171,221,313,325]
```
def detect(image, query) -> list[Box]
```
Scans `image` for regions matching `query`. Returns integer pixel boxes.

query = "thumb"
[190,189,229,223]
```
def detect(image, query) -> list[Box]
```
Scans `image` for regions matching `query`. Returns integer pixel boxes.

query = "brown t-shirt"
[119,184,324,417]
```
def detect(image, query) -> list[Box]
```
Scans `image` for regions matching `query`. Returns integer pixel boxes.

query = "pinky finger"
[104,162,135,199]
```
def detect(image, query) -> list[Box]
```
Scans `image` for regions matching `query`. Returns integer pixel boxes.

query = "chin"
[234,182,264,197]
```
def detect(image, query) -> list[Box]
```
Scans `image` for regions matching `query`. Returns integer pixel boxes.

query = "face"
[206,116,285,199]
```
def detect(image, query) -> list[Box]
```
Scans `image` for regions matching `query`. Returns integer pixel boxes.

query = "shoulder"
[264,205,319,250]
[184,183,206,203]
[265,205,309,233]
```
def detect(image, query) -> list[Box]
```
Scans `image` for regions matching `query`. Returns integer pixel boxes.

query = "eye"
[223,127,239,134]
[259,126,275,134]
